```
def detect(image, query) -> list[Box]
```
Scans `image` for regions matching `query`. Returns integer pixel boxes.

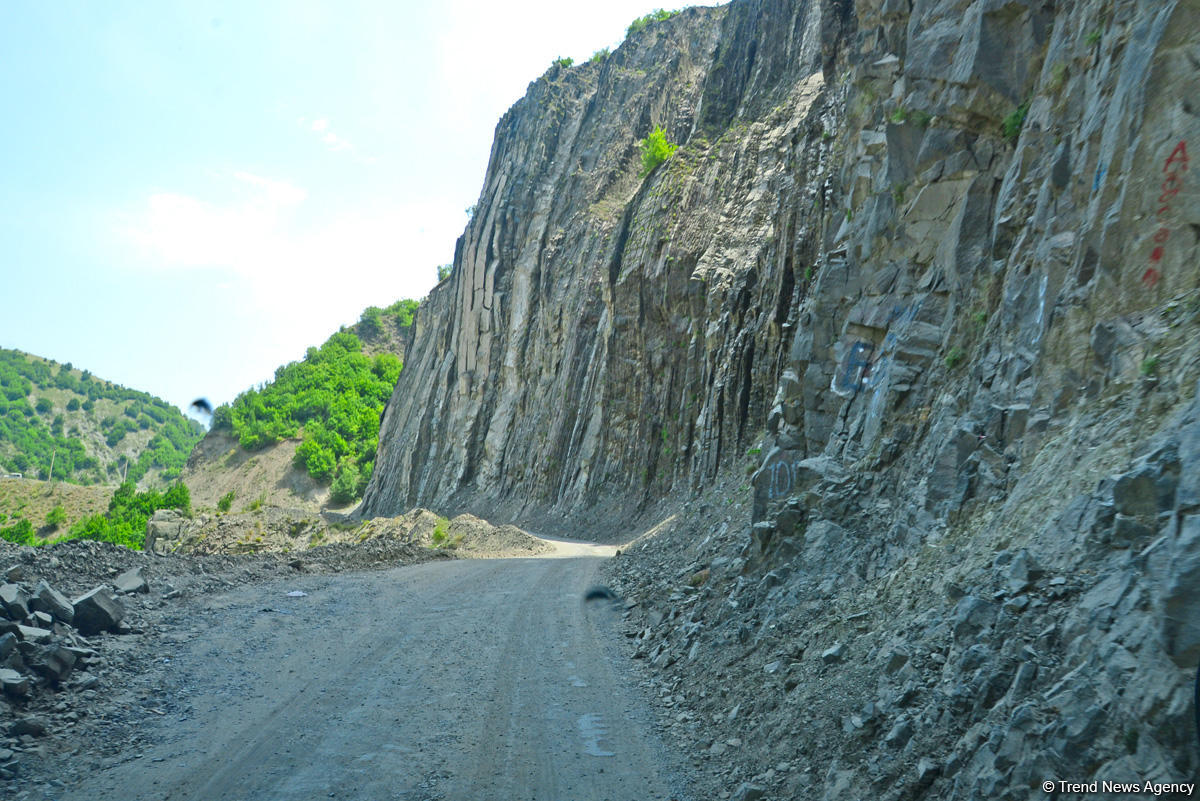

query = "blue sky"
[0,1,681,417]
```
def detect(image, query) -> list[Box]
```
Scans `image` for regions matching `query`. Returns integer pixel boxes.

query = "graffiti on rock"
[1142,140,1188,288]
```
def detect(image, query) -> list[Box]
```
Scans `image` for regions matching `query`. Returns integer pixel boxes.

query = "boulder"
[145,509,201,554]
[0,584,28,621]
[29,581,74,624]
[71,587,125,636]
[25,644,76,683]
[0,668,31,697]
[952,596,997,641]
[0,632,15,659]
[821,643,847,663]
[10,716,48,737]
[732,783,765,801]
[16,625,52,644]
[114,567,148,594]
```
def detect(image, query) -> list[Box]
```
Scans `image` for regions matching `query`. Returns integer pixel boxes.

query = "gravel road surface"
[50,554,690,801]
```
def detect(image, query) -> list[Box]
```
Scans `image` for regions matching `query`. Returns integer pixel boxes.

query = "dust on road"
[46,553,690,801]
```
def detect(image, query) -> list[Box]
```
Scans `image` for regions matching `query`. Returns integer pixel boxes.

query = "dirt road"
[50,555,690,801]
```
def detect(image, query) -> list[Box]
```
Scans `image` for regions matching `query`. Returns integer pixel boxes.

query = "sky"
[0,0,681,418]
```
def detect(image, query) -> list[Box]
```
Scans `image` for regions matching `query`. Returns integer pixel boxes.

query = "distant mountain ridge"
[0,348,203,486]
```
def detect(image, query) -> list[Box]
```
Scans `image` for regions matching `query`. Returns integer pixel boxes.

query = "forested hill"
[0,348,203,486]
[193,298,419,509]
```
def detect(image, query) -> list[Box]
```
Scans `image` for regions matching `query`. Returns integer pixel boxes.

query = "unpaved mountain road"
[45,552,691,801]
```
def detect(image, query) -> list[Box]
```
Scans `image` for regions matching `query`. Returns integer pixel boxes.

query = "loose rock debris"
[0,534,440,788]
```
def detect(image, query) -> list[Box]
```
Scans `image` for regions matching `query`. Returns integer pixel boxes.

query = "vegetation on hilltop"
[213,329,403,503]
[357,298,419,337]
[627,9,679,38]
[0,349,203,486]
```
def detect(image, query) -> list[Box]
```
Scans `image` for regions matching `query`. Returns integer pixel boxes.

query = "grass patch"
[431,516,450,547]
[639,125,678,177]
[910,109,933,128]
[1002,101,1030,143]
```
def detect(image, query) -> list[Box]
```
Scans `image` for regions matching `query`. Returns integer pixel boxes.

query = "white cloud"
[298,115,362,157]
[116,171,461,361]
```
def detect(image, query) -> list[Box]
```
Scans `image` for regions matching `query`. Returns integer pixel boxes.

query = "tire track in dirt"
[46,556,689,801]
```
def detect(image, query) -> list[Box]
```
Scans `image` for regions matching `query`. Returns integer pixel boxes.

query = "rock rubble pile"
[0,564,135,780]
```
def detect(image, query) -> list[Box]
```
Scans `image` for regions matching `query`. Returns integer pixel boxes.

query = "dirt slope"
[181,430,331,514]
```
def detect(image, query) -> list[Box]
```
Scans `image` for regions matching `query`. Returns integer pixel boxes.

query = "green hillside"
[0,348,204,486]
[211,300,416,504]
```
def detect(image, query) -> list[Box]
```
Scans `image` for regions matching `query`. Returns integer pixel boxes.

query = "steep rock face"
[722,0,1200,796]
[362,1,849,523]
[365,0,1200,791]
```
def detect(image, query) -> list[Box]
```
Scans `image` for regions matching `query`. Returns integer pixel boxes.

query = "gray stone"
[71,586,125,636]
[732,783,765,801]
[952,596,997,641]
[10,716,48,737]
[883,646,910,674]
[1112,469,1161,517]
[1004,549,1042,594]
[30,610,53,628]
[29,581,73,624]
[0,632,15,659]
[1162,514,1200,665]
[821,643,846,663]
[114,567,149,594]
[1008,662,1038,698]
[64,646,97,664]
[0,583,28,621]
[16,625,52,644]
[1178,404,1200,510]
[1111,514,1155,546]
[884,716,914,747]
[25,644,76,682]
[4,565,26,582]
[959,644,991,671]
[72,671,99,690]
[144,509,203,554]
[1002,595,1029,614]
[0,668,30,697]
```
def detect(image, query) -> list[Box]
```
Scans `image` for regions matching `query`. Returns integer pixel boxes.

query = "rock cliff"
[365,0,1200,795]
[361,0,852,524]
